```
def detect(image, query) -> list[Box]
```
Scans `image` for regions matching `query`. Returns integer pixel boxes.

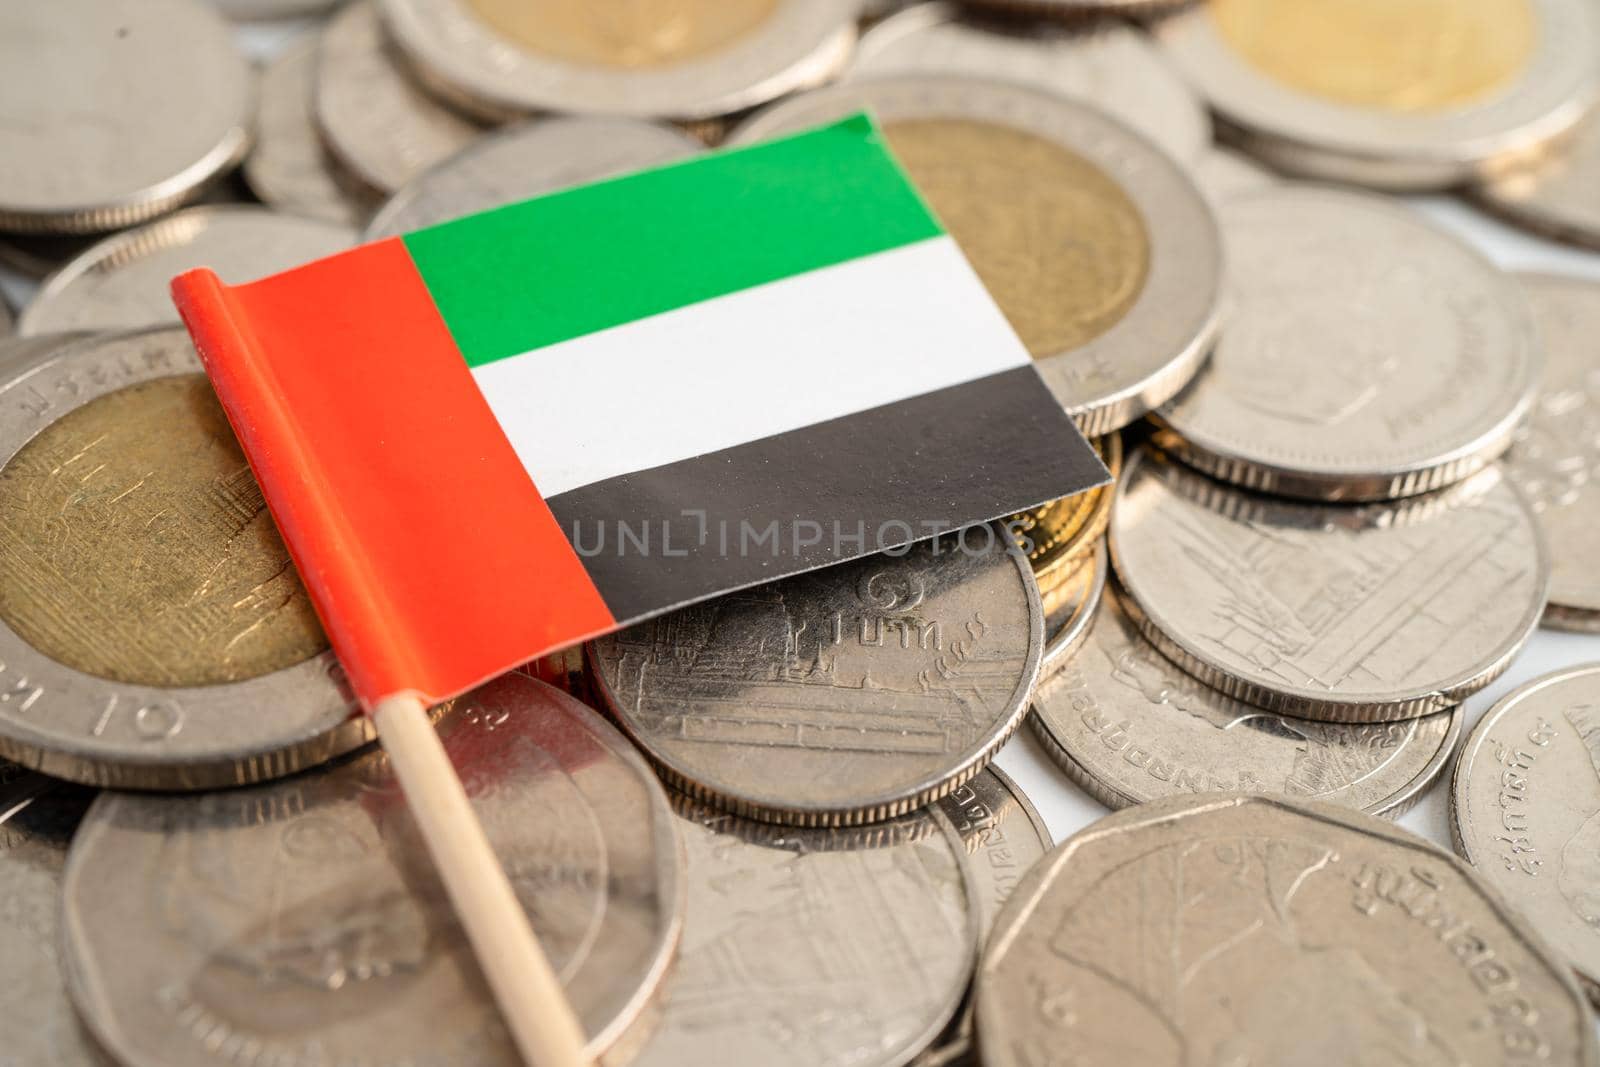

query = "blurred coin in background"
[246,35,384,227]
[1158,0,1599,189]
[1110,451,1548,722]
[0,330,367,789]
[368,117,702,237]
[379,0,862,122]
[1155,187,1539,501]
[851,3,1209,165]
[0,0,254,234]
[1192,145,1279,204]
[733,76,1223,434]
[20,207,354,336]
[214,0,339,17]
[1477,91,1600,249]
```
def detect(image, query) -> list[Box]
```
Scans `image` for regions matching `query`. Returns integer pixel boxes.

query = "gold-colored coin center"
[883,118,1150,359]
[465,0,779,69]
[0,374,327,688]
[1212,0,1535,113]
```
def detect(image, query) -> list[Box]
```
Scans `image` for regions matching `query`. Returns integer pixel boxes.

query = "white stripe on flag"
[471,236,1033,498]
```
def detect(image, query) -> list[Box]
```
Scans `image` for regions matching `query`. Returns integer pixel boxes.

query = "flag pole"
[373,693,592,1067]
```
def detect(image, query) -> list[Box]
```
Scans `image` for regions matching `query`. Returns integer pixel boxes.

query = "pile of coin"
[4,0,1600,1065]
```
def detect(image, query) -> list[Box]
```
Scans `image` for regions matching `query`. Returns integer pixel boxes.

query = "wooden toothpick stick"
[373,693,592,1067]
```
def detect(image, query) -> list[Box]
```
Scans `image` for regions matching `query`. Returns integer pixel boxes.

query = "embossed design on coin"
[731,77,1222,433]
[63,676,683,1066]
[367,117,701,238]
[1502,274,1600,630]
[935,766,1050,934]
[1109,451,1547,721]
[590,530,1043,826]
[0,0,252,233]
[1453,665,1600,1002]
[978,794,1600,1067]
[1032,591,1460,815]
[19,207,355,337]
[380,0,860,121]
[1156,188,1538,501]
[851,5,1209,164]
[628,797,973,1067]
[1158,0,1599,188]
[1211,0,1534,113]
[0,330,364,789]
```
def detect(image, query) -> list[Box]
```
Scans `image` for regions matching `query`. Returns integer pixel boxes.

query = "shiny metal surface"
[1109,450,1548,721]
[977,793,1600,1067]
[935,765,1051,935]
[589,528,1043,826]
[1477,99,1600,250]
[62,676,685,1067]
[1040,540,1104,676]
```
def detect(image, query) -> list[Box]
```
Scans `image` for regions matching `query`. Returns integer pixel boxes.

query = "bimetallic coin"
[627,795,974,1067]
[315,1,488,197]
[732,77,1223,434]
[1477,97,1600,249]
[977,794,1600,1067]
[936,765,1051,935]
[0,333,89,381]
[1009,432,1120,591]
[589,528,1044,827]
[367,117,703,238]
[63,675,684,1067]
[1,784,110,1067]
[1158,0,1600,189]
[1192,146,1279,204]
[1503,274,1600,631]
[1110,451,1548,722]
[0,329,367,788]
[379,0,862,122]
[851,5,1209,164]
[1155,188,1539,501]
[0,0,253,234]
[1453,665,1600,1003]
[1032,590,1461,816]
[19,207,354,337]
[1040,540,1104,676]
[244,36,383,227]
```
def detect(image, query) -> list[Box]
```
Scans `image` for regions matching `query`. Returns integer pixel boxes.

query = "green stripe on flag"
[401,114,945,368]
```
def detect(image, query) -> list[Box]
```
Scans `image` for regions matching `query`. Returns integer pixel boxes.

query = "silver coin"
[977,793,1600,1067]
[1477,96,1600,249]
[0,332,88,382]
[0,0,254,234]
[244,35,383,227]
[0,329,369,789]
[1452,664,1600,1003]
[1503,274,1600,631]
[1032,589,1461,816]
[314,1,488,197]
[1192,145,1279,204]
[1,784,111,1067]
[731,76,1224,434]
[627,795,974,1067]
[0,292,11,338]
[1157,0,1600,189]
[1110,451,1548,722]
[62,674,684,1067]
[936,765,1051,935]
[378,0,861,122]
[1155,187,1539,501]
[367,117,702,238]
[850,4,1210,164]
[1040,540,1104,676]
[589,528,1044,827]
[19,207,354,337]
[213,0,339,17]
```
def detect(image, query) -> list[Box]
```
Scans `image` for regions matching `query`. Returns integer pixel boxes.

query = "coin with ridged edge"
[367,116,702,238]
[378,0,862,122]
[1452,664,1600,1004]
[732,76,1223,434]
[1109,450,1548,722]
[977,793,1600,1067]
[0,329,368,789]
[1010,433,1120,592]
[62,675,685,1067]
[1032,589,1461,816]
[1040,539,1105,677]
[589,526,1043,827]
[1154,187,1539,502]
[0,0,253,234]
[1157,0,1600,189]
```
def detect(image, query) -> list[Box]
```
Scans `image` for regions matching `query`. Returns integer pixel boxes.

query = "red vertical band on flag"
[171,239,616,710]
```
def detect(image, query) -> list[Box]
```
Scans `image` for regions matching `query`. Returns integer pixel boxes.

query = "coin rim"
[1472,113,1600,251]
[1040,539,1105,677]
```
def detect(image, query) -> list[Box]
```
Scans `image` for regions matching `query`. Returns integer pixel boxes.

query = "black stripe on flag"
[545,366,1107,623]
